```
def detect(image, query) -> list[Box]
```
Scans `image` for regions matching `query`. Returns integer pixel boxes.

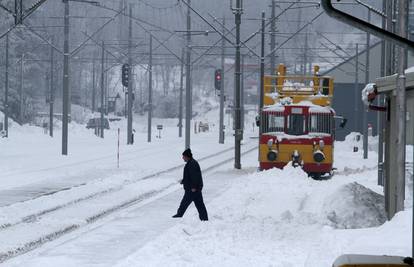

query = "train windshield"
[286,114,306,135]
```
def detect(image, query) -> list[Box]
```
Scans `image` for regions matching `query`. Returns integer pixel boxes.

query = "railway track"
[0,144,257,263]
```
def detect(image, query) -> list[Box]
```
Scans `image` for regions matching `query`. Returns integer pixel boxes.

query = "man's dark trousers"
[177,190,208,220]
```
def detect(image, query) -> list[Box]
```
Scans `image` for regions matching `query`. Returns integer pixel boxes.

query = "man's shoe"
[172,214,182,218]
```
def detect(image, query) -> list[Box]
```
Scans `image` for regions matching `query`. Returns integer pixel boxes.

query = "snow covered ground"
[0,106,413,266]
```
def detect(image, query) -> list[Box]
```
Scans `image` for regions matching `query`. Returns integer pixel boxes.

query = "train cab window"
[287,114,306,135]
[309,114,332,134]
[322,78,330,95]
[262,113,284,133]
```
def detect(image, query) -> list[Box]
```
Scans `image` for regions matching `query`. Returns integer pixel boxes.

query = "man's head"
[182,148,192,162]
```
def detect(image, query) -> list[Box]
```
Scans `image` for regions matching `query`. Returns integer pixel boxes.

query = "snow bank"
[323,182,387,229]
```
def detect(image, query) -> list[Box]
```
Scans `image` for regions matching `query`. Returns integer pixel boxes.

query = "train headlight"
[267,139,274,148]
[313,150,325,162]
[267,150,278,161]
[319,140,325,150]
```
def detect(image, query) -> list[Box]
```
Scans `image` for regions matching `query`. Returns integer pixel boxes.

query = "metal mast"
[233,0,243,169]
[185,0,192,149]
[62,0,70,155]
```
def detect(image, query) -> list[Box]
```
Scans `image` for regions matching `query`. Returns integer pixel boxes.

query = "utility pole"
[100,41,105,138]
[127,5,133,144]
[396,0,408,213]
[270,0,276,75]
[219,17,225,144]
[4,33,9,137]
[362,9,371,159]
[232,0,243,169]
[92,58,96,113]
[62,0,70,155]
[19,54,24,125]
[148,34,153,143]
[354,44,359,132]
[185,0,192,149]
[179,47,184,138]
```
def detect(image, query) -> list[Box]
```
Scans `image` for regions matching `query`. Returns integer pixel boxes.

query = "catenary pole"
[49,44,54,137]
[62,0,70,155]
[148,34,153,143]
[354,43,359,132]
[179,47,184,138]
[396,0,408,212]
[185,0,192,149]
[363,9,371,159]
[219,17,225,144]
[303,29,308,76]
[100,41,105,138]
[259,11,265,162]
[233,0,243,169]
[4,32,9,137]
[241,54,245,131]
[270,0,276,74]
[92,57,96,113]
[377,0,386,186]
[19,54,24,125]
[127,5,133,144]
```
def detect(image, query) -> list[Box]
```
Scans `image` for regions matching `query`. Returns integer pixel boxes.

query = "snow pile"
[115,167,326,267]
[323,182,387,229]
[70,104,95,124]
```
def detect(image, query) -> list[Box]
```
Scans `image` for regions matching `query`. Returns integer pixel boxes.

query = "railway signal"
[122,63,130,87]
[214,69,222,90]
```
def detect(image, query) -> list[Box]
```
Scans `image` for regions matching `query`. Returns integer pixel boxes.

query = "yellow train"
[257,64,346,178]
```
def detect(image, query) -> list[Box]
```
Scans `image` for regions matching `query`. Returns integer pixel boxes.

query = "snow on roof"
[263,101,333,113]
[263,104,285,112]
[361,83,376,106]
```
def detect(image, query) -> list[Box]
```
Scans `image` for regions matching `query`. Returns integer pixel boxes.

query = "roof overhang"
[375,72,414,93]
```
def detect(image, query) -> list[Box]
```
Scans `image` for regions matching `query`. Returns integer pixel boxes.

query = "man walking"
[173,148,208,221]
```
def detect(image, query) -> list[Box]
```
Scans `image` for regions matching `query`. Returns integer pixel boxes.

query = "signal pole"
[148,34,153,143]
[232,0,243,169]
[62,0,70,155]
[127,5,133,144]
[185,0,192,149]
[219,17,225,144]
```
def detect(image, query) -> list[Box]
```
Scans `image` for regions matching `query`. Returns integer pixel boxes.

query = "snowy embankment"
[115,138,413,267]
